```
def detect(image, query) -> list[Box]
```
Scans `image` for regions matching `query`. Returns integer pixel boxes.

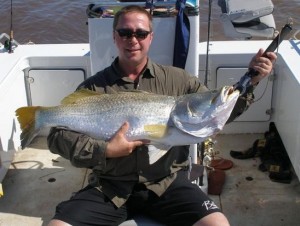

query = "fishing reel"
[201,138,219,168]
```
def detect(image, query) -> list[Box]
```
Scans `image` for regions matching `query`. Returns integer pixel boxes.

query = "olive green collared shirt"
[48,58,254,207]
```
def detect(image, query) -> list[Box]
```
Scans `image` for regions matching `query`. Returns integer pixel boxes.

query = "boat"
[0,0,299,225]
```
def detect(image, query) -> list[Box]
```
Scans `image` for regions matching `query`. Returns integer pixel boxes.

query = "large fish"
[16,87,239,153]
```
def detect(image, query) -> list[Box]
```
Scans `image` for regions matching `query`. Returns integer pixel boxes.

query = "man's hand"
[105,122,147,158]
[249,48,277,85]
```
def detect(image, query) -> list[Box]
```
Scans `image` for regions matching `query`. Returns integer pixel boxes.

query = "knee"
[193,212,230,226]
[47,219,72,226]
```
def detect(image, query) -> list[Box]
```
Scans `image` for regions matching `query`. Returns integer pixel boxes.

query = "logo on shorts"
[202,200,219,210]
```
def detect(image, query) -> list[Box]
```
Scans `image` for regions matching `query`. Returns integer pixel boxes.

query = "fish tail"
[15,106,42,149]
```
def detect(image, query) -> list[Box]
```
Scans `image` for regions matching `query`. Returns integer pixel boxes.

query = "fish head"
[171,86,239,138]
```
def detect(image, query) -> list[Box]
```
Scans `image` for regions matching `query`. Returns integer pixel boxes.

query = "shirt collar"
[110,57,156,83]
[145,58,156,78]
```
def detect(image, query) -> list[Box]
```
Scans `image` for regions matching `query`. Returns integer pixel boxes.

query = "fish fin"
[61,89,101,105]
[61,89,155,105]
[15,106,42,149]
[0,183,3,197]
[171,119,216,138]
[144,124,168,138]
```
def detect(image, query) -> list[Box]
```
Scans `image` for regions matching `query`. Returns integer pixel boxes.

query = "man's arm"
[47,123,146,168]
[249,49,276,85]
[47,127,107,169]
[227,49,277,123]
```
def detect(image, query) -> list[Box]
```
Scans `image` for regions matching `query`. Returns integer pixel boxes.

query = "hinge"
[26,76,34,84]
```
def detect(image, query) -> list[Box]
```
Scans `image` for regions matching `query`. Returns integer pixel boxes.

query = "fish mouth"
[223,86,240,102]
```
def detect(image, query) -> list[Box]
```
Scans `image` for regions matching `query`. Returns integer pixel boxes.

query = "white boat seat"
[218,0,276,39]
[119,215,165,226]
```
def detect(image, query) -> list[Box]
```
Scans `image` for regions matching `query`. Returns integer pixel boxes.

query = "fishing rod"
[8,0,14,53]
[234,22,293,95]
[146,0,155,15]
[204,0,212,87]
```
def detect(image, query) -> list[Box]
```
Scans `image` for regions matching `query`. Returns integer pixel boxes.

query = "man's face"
[114,12,153,66]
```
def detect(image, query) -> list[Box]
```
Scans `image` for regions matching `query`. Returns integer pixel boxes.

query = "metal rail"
[87,0,199,18]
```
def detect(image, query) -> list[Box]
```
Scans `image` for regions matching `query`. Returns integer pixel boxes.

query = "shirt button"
[139,170,143,174]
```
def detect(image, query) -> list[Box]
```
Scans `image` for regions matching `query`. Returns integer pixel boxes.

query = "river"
[0,0,299,44]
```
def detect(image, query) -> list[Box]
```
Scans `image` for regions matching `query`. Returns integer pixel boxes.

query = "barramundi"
[16,87,239,152]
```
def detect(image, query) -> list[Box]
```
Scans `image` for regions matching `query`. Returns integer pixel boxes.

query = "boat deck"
[0,134,299,226]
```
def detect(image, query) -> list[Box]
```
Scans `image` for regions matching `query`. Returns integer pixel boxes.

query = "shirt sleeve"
[226,84,255,123]
[47,70,108,169]
[182,70,209,94]
[47,127,107,170]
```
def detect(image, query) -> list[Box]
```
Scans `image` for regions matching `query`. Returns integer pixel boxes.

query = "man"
[47,5,276,226]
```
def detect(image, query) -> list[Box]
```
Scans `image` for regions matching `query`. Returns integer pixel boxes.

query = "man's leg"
[130,170,230,226]
[193,212,230,226]
[48,219,72,226]
[47,185,128,226]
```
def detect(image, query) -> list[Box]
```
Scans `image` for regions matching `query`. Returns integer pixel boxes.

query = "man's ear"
[149,32,154,44]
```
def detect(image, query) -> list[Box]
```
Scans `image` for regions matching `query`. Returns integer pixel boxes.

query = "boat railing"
[292,26,300,40]
[86,0,199,18]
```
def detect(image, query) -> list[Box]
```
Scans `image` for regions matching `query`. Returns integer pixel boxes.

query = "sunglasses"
[115,28,151,40]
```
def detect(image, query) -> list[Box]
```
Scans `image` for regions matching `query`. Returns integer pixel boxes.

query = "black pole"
[8,0,13,53]
[204,0,212,87]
